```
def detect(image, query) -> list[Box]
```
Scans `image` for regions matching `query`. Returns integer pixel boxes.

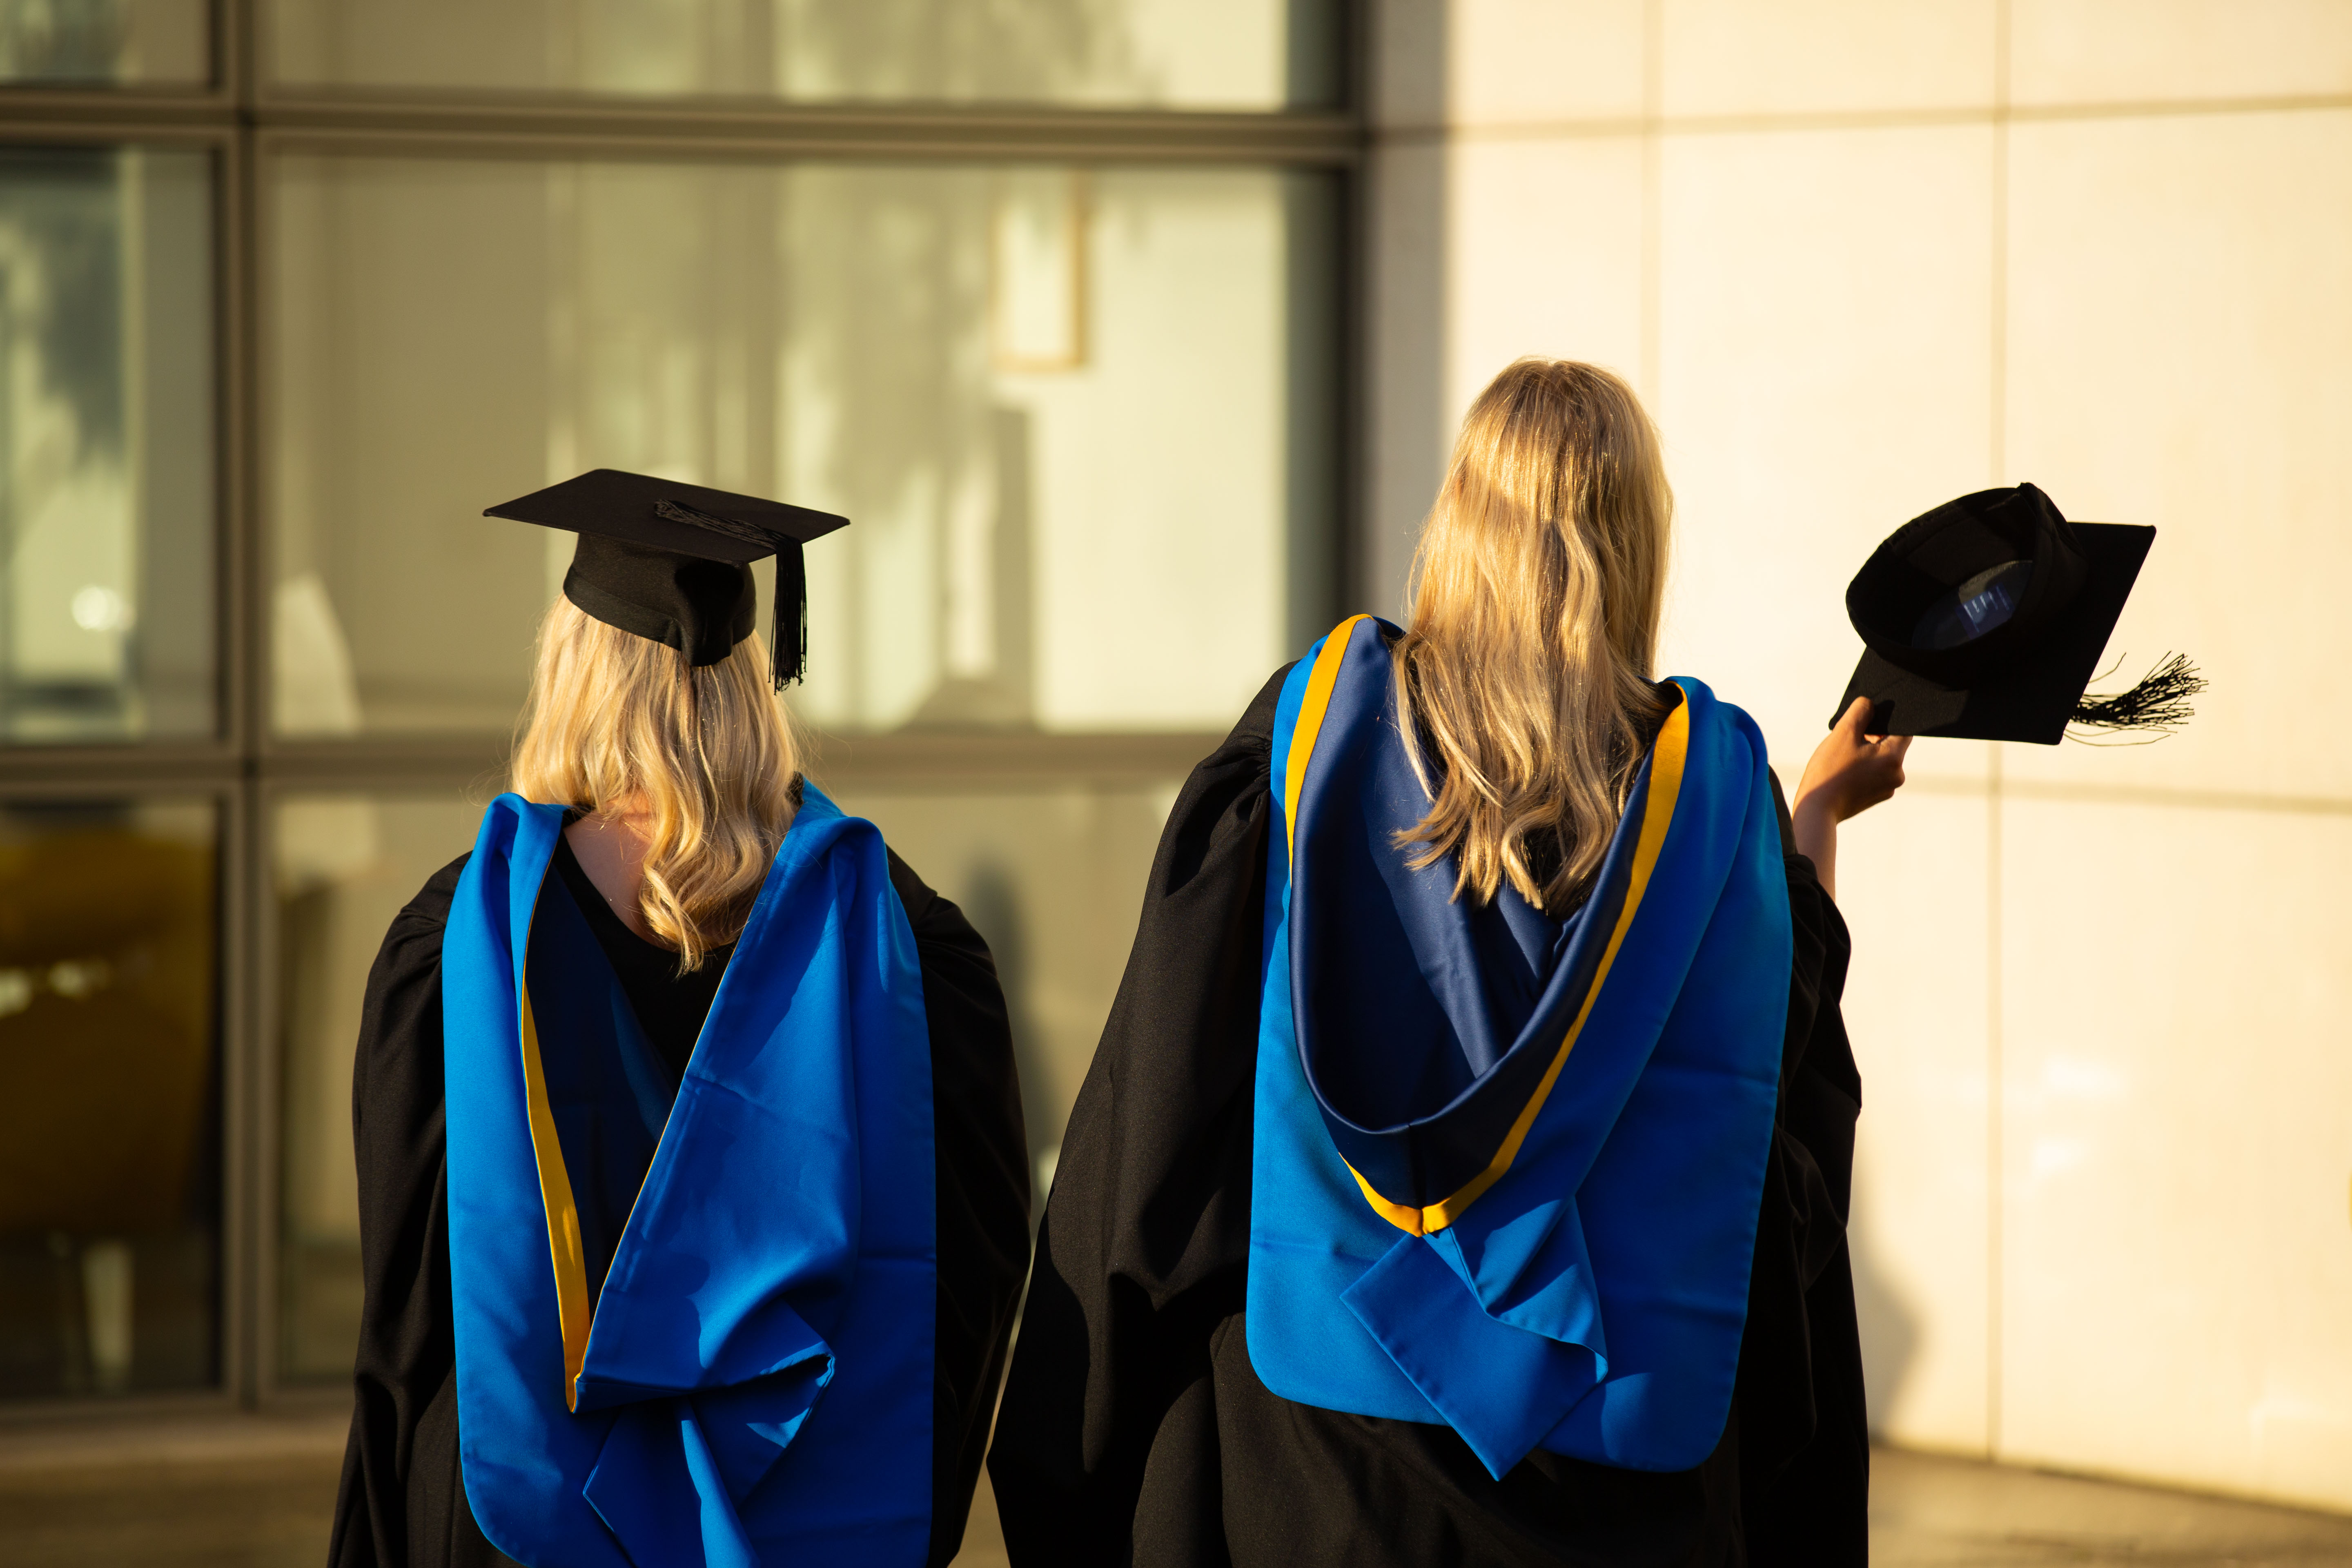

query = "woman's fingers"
[1860,731,1909,809]
[1836,695,1873,740]
[1798,696,1914,823]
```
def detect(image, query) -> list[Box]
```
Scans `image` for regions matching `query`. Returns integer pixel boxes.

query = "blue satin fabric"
[443,786,937,1567]
[1246,617,1792,1478]
[525,878,675,1305]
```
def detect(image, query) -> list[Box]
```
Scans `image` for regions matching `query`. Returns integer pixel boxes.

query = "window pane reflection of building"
[268,156,1337,738]
[839,780,1178,1215]
[0,145,216,744]
[266,0,1340,109]
[0,0,211,85]
[274,792,480,1383]
[0,797,218,1399]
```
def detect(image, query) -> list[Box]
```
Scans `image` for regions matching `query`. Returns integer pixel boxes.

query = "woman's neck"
[564,798,661,944]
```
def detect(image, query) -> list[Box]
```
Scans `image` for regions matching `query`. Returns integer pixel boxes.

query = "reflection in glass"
[275,792,477,1383]
[270,778,1177,1379]
[0,798,217,1399]
[0,0,210,85]
[839,780,1178,1209]
[0,145,215,742]
[268,155,1336,737]
[267,0,1340,109]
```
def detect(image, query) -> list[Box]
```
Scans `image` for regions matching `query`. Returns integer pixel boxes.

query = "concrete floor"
[3,1414,2349,1566]
[1866,1447,2352,1567]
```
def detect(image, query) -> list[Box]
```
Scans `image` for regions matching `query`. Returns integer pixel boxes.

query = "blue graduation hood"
[1247,616,1793,1478]
[441,784,936,1566]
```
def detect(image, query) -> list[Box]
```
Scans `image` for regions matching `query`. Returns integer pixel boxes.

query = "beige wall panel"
[1838,784,1996,1450]
[1997,797,2352,1511]
[1660,0,1996,119]
[1451,0,1646,125]
[2003,109,2352,797]
[1444,136,1645,428]
[1651,123,1996,779]
[2011,0,2352,107]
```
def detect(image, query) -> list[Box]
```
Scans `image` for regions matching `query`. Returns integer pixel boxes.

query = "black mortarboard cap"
[1833,483,2200,744]
[485,469,849,688]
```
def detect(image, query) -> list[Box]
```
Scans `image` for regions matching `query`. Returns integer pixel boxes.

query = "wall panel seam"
[1996,781,2352,816]
[1371,91,2352,146]
[1986,0,2011,1463]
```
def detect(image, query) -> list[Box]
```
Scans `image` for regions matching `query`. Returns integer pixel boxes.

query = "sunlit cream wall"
[1365,0,2352,1513]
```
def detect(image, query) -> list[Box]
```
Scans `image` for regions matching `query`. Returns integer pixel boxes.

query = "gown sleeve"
[1735,779,1867,1566]
[986,665,1290,1561]
[327,853,517,1568]
[883,850,1033,1568]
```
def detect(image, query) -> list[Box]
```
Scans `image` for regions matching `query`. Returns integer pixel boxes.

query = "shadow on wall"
[909,405,1036,729]
[1847,1180,1920,1440]
[957,858,1058,1220]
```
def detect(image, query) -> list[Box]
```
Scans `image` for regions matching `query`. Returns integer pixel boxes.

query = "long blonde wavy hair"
[1394,358,1672,916]
[509,596,802,970]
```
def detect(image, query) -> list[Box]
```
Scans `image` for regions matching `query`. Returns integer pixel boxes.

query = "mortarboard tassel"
[2068,652,2205,739]
[775,537,807,690]
[647,499,807,688]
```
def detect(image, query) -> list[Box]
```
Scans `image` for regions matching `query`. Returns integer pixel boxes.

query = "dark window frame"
[0,0,1366,1417]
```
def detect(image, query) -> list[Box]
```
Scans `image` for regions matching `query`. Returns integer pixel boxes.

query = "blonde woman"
[329,472,1030,1568]
[990,363,1902,1566]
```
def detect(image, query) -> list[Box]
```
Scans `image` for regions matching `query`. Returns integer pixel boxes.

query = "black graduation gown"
[327,832,1032,1568]
[986,668,1866,1568]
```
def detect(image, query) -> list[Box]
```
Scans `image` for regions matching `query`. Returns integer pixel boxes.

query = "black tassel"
[2067,652,2206,739]
[648,499,807,687]
[774,537,807,690]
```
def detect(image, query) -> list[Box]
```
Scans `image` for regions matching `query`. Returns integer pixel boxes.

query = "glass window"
[0,0,211,86]
[0,796,218,1399]
[266,0,1342,110]
[0,144,215,743]
[274,791,478,1383]
[0,0,1345,1424]
[840,778,1178,1204]
[267,154,1337,738]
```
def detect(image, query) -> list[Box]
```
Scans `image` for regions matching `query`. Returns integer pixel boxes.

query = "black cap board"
[484,469,849,688]
[1833,483,2198,745]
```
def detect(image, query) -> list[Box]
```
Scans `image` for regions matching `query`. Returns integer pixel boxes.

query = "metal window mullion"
[248,119,1363,170]
[0,748,239,787]
[221,770,261,1408]
[1336,0,1372,617]
[1334,158,1369,625]
[0,95,234,133]
[223,0,282,1409]
[0,115,235,147]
